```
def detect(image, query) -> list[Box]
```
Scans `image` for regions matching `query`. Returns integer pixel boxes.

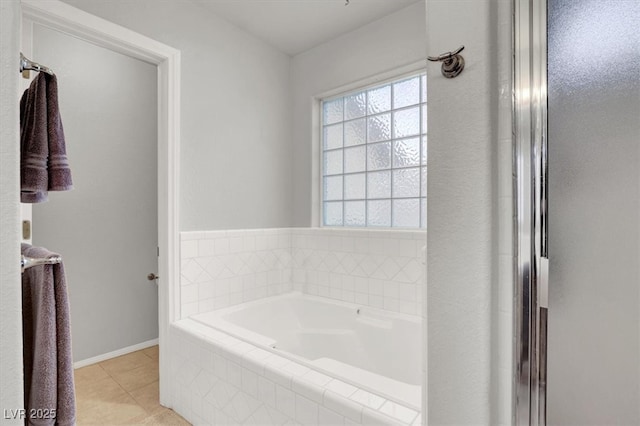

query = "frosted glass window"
[324,124,343,150]
[368,142,391,171]
[392,168,421,198]
[421,104,427,134]
[344,145,366,173]
[321,71,426,228]
[324,150,343,176]
[367,170,391,199]
[393,107,420,139]
[344,173,366,200]
[393,138,420,168]
[368,113,391,143]
[393,199,420,228]
[367,85,391,114]
[323,99,343,125]
[324,202,343,226]
[344,201,366,226]
[324,176,343,201]
[393,77,420,109]
[344,119,366,146]
[368,200,391,227]
[345,92,367,120]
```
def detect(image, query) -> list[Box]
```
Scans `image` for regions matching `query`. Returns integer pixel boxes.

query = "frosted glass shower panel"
[547,0,640,424]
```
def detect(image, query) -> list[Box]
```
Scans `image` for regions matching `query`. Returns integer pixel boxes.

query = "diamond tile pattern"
[181,228,425,317]
[180,229,293,317]
[168,323,420,426]
[291,228,425,315]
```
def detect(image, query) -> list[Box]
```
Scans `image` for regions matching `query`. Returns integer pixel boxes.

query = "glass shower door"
[547,0,640,424]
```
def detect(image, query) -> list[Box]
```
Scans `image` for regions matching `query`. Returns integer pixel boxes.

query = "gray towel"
[22,244,76,426]
[20,73,73,203]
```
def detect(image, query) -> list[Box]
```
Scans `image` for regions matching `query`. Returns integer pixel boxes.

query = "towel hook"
[428,45,465,78]
[19,52,54,79]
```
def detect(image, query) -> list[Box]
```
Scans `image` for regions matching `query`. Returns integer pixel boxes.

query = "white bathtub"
[190,292,422,410]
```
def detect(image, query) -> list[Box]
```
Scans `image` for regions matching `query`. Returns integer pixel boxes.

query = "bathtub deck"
[168,319,422,425]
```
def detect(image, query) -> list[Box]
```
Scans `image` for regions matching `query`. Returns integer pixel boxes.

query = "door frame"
[20,0,181,406]
[513,0,548,424]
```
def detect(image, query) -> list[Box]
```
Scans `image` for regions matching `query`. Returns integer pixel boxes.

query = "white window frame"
[312,62,427,228]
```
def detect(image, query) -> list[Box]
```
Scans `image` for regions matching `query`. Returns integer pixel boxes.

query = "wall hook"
[428,45,465,78]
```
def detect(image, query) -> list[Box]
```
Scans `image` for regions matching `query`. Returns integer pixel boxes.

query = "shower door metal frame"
[513,0,548,424]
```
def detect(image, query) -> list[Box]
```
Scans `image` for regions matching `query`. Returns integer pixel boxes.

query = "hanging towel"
[20,73,73,203]
[21,243,76,426]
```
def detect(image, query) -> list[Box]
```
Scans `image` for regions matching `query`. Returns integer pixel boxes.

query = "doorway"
[24,19,159,363]
[20,0,180,407]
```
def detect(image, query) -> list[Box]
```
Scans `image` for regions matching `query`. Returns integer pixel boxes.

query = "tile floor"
[74,345,190,425]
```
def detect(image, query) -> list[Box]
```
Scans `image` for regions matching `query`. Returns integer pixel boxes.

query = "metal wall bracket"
[428,46,465,78]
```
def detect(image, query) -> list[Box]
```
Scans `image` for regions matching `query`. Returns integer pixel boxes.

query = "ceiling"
[192,0,423,56]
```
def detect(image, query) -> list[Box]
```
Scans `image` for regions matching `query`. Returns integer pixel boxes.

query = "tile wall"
[180,229,293,318]
[168,320,421,425]
[291,229,426,316]
[180,228,426,318]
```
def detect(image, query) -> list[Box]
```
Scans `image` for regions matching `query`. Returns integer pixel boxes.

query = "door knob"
[147,273,159,281]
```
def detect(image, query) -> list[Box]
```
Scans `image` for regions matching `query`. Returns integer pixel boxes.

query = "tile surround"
[180,228,426,318]
[176,228,425,423]
[180,229,293,318]
[168,320,420,425]
[291,228,426,316]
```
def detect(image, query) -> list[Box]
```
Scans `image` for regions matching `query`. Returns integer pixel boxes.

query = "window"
[321,72,427,228]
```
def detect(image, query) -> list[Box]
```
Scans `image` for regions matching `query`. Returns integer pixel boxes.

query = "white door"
[25,20,159,362]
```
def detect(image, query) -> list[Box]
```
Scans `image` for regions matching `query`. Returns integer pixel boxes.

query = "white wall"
[61,0,293,232]
[290,1,427,227]
[425,0,512,424]
[0,0,24,419]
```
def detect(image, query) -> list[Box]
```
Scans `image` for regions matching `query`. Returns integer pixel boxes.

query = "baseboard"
[73,338,159,369]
